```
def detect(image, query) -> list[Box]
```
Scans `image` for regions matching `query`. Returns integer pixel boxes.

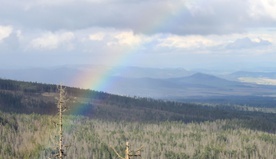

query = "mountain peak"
[189,73,219,80]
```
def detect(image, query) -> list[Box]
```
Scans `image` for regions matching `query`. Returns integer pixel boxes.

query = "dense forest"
[0,78,276,158]
[1,78,276,132]
[1,112,276,159]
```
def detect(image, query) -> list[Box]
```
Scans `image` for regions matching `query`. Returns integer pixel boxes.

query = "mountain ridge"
[2,66,276,99]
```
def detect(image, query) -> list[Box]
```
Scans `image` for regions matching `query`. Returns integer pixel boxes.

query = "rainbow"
[37,2,190,154]
[67,1,189,116]
[72,1,187,92]
[72,46,138,92]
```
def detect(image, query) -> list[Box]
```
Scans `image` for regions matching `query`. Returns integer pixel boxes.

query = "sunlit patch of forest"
[1,112,276,159]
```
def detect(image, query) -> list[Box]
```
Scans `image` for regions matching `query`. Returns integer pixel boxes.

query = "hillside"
[1,78,276,132]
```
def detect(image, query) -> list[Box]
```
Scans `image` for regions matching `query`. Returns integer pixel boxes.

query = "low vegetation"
[1,112,276,159]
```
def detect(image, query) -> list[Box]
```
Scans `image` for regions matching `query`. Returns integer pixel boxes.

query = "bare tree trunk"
[111,141,143,159]
[125,142,129,159]
[57,85,66,159]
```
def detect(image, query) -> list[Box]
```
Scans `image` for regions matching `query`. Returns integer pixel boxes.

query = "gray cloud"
[226,37,272,50]
[0,29,22,53]
[1,0,276,35]
[1,0,276,71]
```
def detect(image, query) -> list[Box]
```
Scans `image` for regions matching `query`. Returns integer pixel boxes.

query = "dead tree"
[51,85,68,159]
[111,141,143,159]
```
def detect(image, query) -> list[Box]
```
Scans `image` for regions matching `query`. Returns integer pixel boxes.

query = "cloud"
[249,0,276,20]
[111,31,143,46]
[89,32,105,41]
[0,26,21,53]
[0,26,13,42]
[87,30,147,46]
[1,0,276,35]
[29,31,74,50]
[1,0,276,70]
[226,37,272,50]
[158,35,216,49]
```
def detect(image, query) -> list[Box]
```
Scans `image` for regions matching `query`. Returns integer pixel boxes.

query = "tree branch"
[109,145,124,159]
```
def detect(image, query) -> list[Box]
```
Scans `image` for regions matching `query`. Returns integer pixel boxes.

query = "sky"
[1,0,276,71]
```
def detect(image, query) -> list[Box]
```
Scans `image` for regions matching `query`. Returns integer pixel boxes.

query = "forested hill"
[1,78,276,132]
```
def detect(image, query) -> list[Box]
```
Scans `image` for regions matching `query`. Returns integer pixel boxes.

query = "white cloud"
[158,35,216,49]
[0,26,13,42]
[29,31,74,50]
[249,0,276,20]
[114,32,141,45]
[89,32,105,41]
[108,31,144,46]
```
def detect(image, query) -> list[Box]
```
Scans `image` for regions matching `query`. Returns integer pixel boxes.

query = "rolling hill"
[102,73,276,99]
[1,78,276,132]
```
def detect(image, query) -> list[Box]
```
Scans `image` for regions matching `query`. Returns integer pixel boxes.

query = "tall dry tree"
[111,141,143,159]
[51,85,68,159]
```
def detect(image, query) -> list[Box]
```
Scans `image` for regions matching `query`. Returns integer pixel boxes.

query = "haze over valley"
[2,65,276,100]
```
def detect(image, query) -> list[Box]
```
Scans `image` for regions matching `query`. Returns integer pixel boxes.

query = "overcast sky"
[1,0,276,71]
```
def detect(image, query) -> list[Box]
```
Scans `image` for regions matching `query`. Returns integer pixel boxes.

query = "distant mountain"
[0,67,81,85]
[101,73,276,98]
[111,66,194,78]
[170,73,238,86]
[0,65,194,86]
[2,66,276,99]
